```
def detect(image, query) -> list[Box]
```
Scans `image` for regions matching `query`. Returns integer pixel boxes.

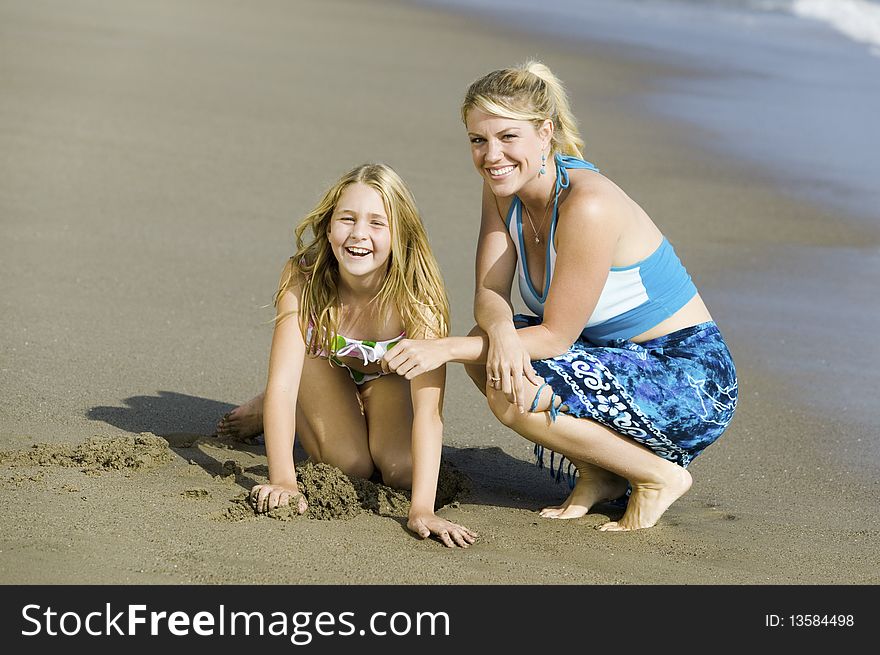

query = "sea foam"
[792,0,880,54]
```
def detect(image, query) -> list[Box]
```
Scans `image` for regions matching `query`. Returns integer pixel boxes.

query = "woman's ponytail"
[462,60,585,159]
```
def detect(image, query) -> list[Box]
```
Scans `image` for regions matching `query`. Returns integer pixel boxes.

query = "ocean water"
[721,0,880,53]
[418,0,880,223]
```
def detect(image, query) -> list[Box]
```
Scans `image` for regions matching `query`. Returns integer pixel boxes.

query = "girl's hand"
[250,482,308,515]
[381,339,450,379]
[407,513,478,548]
[486,327,541,412]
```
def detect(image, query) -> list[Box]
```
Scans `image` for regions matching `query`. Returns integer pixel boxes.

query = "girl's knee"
[320,451,374,481]
[374,455,412,489]
[344,458,376,481]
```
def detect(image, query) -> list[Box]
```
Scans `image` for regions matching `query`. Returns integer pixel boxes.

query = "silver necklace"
[522,201,551,244]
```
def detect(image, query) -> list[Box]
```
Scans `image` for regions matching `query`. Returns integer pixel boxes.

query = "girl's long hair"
[275,163,449,357]
[461,60,585,158]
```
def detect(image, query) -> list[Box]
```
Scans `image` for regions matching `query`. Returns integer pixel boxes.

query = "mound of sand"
[1,432,471,523]
[221,460,470,522]
[0,433,173,472]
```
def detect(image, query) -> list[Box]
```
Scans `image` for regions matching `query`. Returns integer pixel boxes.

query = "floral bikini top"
[327,331,405,365]
[305,323,405,384]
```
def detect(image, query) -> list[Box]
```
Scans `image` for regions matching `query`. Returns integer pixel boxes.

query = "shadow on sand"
[87,390,593,512]
[87,390,234,437]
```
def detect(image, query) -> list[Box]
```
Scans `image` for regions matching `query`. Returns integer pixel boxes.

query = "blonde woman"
[383,63,737,531]
[219,163,476,548]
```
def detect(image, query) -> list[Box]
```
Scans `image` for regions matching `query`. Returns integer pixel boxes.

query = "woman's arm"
[251,266,309,514]
[385,182,619,407]
[382,184,517,380]
[515,187,622,360]
[473,182,518,334]
[407,365,477,548]
[472,183,541,409]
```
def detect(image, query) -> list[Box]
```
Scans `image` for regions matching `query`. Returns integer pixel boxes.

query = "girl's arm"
[407,364,478,548]
[251,270,309,514]
[381,183,518,383]
[385,182,544,407]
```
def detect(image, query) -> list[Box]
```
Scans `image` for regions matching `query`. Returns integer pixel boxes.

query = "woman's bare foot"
[598,465,692,532]
[540,466,628,519]
[215,393,264,440]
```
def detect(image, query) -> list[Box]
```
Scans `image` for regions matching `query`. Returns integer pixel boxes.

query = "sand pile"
[222,460,469,522]
[0,433,173,472]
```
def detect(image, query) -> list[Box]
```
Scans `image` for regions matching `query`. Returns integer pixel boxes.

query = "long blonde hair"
[461,61,585,159]
[275,163,450,357]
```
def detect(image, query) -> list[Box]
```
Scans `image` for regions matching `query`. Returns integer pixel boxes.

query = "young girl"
[219,163,476,548]
[382,63,737,532]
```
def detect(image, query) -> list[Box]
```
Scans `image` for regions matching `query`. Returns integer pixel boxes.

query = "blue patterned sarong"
[515,316,737,484]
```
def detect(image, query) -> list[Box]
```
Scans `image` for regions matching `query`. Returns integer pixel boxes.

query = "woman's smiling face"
[466,108,551,196]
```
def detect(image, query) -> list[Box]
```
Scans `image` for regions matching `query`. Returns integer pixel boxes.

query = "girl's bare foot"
[215,393,264,440]
[540,466,628,519]
[599,466,692,531]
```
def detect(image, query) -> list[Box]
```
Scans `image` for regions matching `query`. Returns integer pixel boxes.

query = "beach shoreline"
[1,0,877,585]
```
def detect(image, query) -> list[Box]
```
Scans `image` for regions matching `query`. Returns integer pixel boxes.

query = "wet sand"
[1,0,877,585]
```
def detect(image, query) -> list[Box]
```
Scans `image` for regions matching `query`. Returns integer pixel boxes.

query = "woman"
[383,62,737,531]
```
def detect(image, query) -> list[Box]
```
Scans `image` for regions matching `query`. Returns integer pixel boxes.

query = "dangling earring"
[539,152,546,176]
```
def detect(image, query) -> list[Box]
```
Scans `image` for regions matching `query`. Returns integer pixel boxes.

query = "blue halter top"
[507,154,697,343]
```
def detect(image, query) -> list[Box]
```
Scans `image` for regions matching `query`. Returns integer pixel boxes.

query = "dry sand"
[1,0,878,585]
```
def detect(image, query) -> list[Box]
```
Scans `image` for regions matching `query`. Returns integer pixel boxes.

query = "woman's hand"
[382,339,450,380]
[250,482,308,515]
[485,326,541,412]
[407,512,478,548]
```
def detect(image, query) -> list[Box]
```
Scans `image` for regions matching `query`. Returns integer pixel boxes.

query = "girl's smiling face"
[328,182,392,285]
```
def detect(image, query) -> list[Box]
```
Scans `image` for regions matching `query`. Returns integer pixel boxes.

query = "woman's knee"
[463,325,487,391]
[487,381,555,427]
[464,363,486,392]
[486,386,523,427]
[466,324,485,339]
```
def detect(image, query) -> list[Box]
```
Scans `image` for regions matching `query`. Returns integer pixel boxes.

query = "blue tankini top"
[507,154,697,344]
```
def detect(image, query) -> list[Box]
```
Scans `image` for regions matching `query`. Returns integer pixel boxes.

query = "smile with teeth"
[488,165,516,177]
[345,246,372,257]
